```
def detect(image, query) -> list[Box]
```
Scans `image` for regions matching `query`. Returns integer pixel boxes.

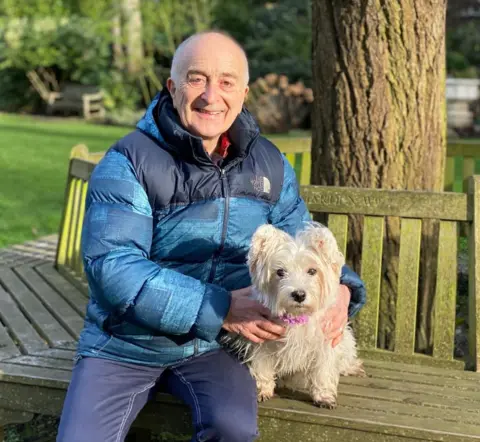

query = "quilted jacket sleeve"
[81,150,231,342]
[268,156,366,317]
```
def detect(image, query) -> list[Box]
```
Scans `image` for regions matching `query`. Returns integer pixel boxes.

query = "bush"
[447,22,480,78]
[0,68,38,112]
[0,15,111,86]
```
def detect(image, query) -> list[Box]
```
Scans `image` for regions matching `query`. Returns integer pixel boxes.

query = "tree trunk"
[311,0,447,351]
[122,0,144,75]
[112,12,124,70]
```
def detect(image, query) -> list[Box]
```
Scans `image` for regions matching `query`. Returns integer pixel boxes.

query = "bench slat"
[0,267,72,347]
[356,216,384,349]
[14,265,84,339]
[259,395,480,440]
[0,323,21,359]
[363,358,474,379]
[299,151,311,186]
[464,157,476,193]
[359,348,464,370]
[433,221,458,361]
[0,278,48,354]
[301,185,469,221]
[468,176,480,371]
[395,218,422,355]
[32,348,76,360]
[35,263,88,315]
[327,214,348,256]
[0,362,71,387]
[6,355,73,371]
[56,176,75,267]
[364,365,480,391]
[342,373,480,402]
[72,181,88,276]
[338,382,480,412]
[445,157,455,191]
[66,178,82,270]
[70,158,96,181]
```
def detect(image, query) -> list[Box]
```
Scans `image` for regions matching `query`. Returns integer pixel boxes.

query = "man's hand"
[223,287,286,344]
[322,284,350,348]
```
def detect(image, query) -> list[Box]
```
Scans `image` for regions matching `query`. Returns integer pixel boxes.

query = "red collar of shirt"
[216,133,231,158]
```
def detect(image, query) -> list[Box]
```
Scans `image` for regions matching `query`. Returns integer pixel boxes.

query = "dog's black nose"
[291,290,306,303]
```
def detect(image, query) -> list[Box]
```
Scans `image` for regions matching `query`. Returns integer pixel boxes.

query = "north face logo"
[251,176,271,194]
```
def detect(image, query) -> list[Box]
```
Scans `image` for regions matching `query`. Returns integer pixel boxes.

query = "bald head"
[170,31,250,86]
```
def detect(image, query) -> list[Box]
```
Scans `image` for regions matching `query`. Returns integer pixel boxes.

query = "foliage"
[213,0,312,84]
[0,67,38,111]
[0,16,111,85]
[447,21,480,78]
[100,70,143,111]
[142,0,218,60]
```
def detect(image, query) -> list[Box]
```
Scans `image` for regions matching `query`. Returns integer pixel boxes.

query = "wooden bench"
[1,145,480,441]
[27,71,105,121]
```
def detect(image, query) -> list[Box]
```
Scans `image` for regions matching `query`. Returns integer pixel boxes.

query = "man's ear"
[167,78,176,96]
[243,85,249,104]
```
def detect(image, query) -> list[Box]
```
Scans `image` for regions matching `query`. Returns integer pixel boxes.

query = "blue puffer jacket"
[76,89,366,366]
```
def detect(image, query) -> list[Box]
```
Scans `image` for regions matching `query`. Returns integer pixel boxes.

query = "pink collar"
[279,313,309,325]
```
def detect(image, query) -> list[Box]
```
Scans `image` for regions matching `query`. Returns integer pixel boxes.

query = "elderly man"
[57,31,365,442]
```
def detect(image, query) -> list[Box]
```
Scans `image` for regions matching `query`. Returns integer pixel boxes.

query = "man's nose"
[201,83,219,103]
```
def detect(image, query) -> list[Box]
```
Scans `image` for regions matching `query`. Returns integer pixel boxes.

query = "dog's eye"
[276,269,286,278]
[307,268,317,276]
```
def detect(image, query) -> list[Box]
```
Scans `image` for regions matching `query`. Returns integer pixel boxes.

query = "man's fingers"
[256,319,286,337]
[332,334,343,348]
[243,331,264,344]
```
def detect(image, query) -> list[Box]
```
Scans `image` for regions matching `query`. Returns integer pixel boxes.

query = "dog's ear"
[299,222,345,276]
[248,224,280,275]
[248,224,290,288]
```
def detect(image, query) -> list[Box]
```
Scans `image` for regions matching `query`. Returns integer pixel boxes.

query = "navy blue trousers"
[56,349,258,442]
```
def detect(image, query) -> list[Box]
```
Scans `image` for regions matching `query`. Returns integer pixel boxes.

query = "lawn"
[0,113,131,248]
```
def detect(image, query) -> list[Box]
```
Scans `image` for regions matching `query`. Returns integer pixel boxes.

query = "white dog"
[229,222,365,408]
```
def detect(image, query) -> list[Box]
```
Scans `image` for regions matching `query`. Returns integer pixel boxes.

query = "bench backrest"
[56,145,480,372]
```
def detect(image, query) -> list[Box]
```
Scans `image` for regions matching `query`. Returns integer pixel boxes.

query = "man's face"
[167,35,249,143]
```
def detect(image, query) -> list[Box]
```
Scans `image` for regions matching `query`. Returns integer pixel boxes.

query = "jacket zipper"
[193,133,259,355]
[195,167,230,355]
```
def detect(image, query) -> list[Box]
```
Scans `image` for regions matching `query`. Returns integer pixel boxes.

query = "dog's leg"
[249,356,277,402]
[337,329,366,377]
[309,353,340,409]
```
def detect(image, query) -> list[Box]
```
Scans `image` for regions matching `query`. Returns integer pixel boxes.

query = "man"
[57,31,366,442]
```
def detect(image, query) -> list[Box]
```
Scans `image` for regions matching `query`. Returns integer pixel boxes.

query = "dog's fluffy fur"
[227,222,365,408]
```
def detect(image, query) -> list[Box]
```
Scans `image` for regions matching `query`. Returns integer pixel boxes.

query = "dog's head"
[248,222,345,317]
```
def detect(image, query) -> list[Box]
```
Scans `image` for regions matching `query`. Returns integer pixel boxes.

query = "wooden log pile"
[246,73,313,133]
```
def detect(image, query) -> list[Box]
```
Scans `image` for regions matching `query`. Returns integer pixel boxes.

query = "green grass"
[0,113,130,248]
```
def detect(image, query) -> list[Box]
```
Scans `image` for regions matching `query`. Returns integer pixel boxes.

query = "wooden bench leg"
[0,426,4,442]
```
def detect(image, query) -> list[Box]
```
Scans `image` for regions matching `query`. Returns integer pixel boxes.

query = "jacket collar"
[136,88,260,166]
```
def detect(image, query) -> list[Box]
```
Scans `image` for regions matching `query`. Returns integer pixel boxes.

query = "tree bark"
[112,12,124,70]
[122,0,144,75]
[311,0,447,351]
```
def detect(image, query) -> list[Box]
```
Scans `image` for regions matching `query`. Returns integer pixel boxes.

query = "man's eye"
[276,269,286,278]
[188,77,206,87]
[307,268,317,276]
[220,79,235,90]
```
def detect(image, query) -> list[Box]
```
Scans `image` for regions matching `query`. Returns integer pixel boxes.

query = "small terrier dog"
[229,222,364,409]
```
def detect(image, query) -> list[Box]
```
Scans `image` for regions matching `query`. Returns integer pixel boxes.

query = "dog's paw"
[313,398,337,409]
[257,390,275,402]
[312,393,337,409]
